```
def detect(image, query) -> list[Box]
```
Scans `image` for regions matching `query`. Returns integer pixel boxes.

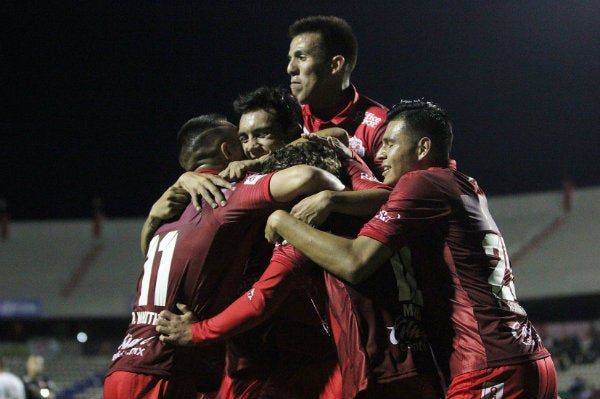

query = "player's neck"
[310,86,353,121]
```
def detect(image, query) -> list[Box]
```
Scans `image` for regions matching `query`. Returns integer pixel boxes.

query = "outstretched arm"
[265,210,393,284]
[156,250,305,346]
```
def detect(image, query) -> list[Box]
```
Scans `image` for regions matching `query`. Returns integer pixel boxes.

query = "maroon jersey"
[324,214,442,398]
[106,171,288,391]
[359,165,551,380]
[302,85,388,180]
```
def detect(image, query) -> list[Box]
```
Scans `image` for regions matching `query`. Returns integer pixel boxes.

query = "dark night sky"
[4,1,599,220]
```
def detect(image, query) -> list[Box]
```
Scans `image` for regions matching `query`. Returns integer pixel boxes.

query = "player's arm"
[265,209,393,284]
[269,165,345,203]
[156,254,301,346]
[290,155,391,226]
[141,186,190,255]
[290,188,390,227]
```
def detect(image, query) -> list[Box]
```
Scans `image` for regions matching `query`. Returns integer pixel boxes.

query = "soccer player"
[104,114,346,399]
[264,99,558,399]
[287,15,388,180]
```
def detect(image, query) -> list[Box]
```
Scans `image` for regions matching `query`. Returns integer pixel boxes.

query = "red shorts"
[447,357,558,399]
[104,371,215,399]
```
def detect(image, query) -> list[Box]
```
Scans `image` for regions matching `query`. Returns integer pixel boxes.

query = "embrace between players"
[103,15,557,399]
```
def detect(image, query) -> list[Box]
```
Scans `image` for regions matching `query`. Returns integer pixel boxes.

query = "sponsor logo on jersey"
[375,209,401,223]
[360,172,380,182]
[362,111,382,128]
[113,334,155,360]
[481,382,504,398]
[244,173,266,185]
[348,136,365,157]
[508,321,537,346]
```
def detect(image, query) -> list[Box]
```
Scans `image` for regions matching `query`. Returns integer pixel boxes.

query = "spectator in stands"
[569,377,595,399]
[21,355,55,399]
[0,357,25,399]
[264,99,558,398]
[588,325,600,363]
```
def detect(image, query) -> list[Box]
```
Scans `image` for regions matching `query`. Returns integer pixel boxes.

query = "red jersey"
[302,85,388,180]
[359,165,551,380]
[106,171,288,392]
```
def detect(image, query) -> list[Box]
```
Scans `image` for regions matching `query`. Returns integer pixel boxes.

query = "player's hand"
[149,186,190,222]
[175,172,234,209]
[219,159,261,181]
[290,190,333,227]
[302,133,353,159]
[265,210,287,244]
[156,303,197,346]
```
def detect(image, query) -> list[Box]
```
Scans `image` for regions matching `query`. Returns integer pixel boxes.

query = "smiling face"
[238,109,288,159]
[377,119,421,186]
[286,32,333,106]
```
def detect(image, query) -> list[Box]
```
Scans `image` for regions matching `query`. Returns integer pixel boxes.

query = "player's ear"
[417,137,431,160]
[330,55,345,75]
[221,141,236,161]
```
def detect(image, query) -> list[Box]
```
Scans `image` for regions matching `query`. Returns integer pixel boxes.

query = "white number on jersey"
[483,232,518,301]
[138,231,178,306]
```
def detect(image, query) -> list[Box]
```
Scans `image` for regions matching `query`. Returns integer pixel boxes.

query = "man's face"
[377,119,420,186]
[238,109,287,159]
[287,32,332,105]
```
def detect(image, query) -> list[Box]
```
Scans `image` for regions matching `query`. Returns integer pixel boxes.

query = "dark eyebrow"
[292,49,307,57]
[251,127,276,136]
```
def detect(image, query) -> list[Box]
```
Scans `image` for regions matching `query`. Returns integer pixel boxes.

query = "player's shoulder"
[397,167,455,193]
[356,93,388,115]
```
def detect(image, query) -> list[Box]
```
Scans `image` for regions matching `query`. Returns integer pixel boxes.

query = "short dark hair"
[289,15,358,72]
[387,99,453,162]
[233,86,302,143]
[177,113,237,171]
[261,140,342,179]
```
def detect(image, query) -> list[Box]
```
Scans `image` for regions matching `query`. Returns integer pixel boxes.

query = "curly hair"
[261,140,342,179]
